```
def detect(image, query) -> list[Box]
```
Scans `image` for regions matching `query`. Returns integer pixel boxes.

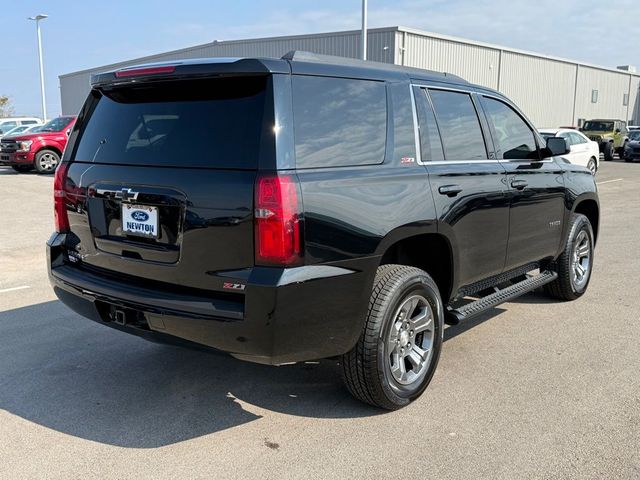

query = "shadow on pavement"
[0,295,510,448]
[0,300,380,448]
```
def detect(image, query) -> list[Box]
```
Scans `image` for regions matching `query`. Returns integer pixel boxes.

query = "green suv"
[581,119,629,161]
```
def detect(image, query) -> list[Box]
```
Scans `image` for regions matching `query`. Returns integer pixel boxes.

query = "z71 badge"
[223,282,246,291]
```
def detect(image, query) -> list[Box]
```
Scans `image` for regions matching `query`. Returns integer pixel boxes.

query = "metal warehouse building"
[59,26,640,127]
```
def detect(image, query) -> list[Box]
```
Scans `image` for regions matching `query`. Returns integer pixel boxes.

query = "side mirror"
[615,128,621,133]
[66,129,71,136]
[544,137,570,157]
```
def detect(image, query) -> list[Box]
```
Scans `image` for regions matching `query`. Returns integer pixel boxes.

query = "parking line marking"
[597,178,623,185]
[0,285,31,294]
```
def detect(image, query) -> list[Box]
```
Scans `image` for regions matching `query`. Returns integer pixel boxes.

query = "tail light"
[254,174,303,266]
[54,163,70,233]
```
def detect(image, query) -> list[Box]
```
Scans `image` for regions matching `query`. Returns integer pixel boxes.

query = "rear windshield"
[73,76,270,169]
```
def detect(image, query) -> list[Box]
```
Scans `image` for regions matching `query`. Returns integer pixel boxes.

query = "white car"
[539,128,600,175]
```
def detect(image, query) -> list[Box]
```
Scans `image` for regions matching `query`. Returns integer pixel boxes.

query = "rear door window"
[292,76,386,168]
[428,90,487,160]
[74,76,270,169]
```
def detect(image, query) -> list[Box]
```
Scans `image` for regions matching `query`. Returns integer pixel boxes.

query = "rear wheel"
[341,264,444,410]
[545,214,594,301]
[11,165,32,173]
[587,157,597,175]
[603,142,614,161]
[34,149,60,174]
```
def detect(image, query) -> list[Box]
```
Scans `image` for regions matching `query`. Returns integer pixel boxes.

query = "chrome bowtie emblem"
[115,188,139,201]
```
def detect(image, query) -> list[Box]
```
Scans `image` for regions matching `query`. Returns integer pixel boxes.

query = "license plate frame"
[121,204,159,239]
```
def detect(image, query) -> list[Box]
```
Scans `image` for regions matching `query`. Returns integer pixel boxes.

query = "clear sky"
[4,0,639,118]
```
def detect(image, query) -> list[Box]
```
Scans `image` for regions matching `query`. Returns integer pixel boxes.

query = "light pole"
[361,0,368,60]
[28,14,48,122]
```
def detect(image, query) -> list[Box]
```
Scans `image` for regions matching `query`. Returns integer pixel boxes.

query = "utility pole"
[28,14,48,121]
[361,0,368,60]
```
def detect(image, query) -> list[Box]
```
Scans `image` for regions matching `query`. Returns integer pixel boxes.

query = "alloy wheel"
[386,294,435,386]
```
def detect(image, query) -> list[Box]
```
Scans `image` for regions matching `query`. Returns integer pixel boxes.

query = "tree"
[0,95,14,117]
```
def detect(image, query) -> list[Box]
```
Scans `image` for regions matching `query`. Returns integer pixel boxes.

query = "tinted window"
[22,120,38,125]
[292,76,386,168]
[0,121,17,131]
[390,83,416,162]
[482,97,538,160]
[428,90,486,160]
[413,87,444,161]
[74,77,269,169]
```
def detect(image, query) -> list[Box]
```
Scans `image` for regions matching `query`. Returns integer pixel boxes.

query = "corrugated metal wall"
[399,31,499,89]
[59,29,395,115]
[59,26,640,128]
[499,53,577,127]
[574,66,634,124]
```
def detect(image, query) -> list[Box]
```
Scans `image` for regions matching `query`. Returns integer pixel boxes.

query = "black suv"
[48,52,599,410]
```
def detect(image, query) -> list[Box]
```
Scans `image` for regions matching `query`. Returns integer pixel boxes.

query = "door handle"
[438,185,463,197]
[511,179,528,190]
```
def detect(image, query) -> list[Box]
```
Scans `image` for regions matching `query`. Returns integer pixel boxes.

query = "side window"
[389,83,417,162]
[22,120,38,125]
[428,90,487,160]
[412,87,444,162]
[481,97,538,160]
[0,121,17,131]
[292,76,387,168]
[558,132,572,145]
[569,132,586,145]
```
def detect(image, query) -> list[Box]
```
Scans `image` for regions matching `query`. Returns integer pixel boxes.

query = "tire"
[34,149,60,174]
[603,142,614,161]
[616,143,626,157]
[341,264,444,410]
[587,157,597,175]
[545,214,594,301]
[11,165,32,173]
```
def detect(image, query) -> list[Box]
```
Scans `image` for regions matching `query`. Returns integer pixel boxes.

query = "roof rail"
[281,50,466,82]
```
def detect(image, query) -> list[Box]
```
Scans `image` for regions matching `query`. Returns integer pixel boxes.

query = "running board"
[445,270,558,325]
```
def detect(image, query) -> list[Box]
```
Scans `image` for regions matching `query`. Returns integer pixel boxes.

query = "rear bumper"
[48,232,377,365]
[0,151,34,165]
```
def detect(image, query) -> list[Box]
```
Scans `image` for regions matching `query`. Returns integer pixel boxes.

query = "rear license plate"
[122,204,159,238]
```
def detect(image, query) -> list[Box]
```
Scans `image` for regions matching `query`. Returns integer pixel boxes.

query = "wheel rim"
[386,294,434,386]
[571,230,591,290]
[39,153,58,171]
[588,159,596,175]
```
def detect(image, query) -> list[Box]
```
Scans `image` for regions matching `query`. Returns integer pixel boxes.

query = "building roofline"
[60,25,640,80]
[58,27,400,79]
[395,25,640,78]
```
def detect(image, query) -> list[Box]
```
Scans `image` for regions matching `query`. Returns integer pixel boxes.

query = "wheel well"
[380,234,453,301]
[574,200,599,242]
[35,146,62,158]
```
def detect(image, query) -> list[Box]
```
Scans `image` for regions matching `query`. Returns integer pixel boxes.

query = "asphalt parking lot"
[0,161,639,479]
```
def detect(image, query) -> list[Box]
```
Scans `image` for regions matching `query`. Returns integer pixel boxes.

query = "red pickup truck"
[0,116,76,173]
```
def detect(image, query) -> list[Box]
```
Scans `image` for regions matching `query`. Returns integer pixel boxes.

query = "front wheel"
[34,149,60,174]
[603,142,614,161]
[341,264,444,410]
[545,214,594,301]
[587,157,597,175]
